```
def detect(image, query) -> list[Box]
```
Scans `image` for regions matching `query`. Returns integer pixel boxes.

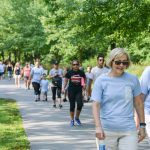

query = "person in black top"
[7,62,13,80]
[62,60,86,127]
[14,62,21,87]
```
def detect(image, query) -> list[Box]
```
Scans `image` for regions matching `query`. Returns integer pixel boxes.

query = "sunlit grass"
[127,64,148,78]
[0,98,30,150]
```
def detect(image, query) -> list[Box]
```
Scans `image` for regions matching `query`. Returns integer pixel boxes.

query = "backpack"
[52,75,62,88]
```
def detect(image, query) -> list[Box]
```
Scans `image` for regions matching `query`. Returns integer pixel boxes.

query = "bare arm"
[134,93,146,128]
[49,74,54,79]
[62,78,68,90]
[92,101,105,140]
[141,93,146,102]
[29,69,33,81]
[13,67,16,74]
[134,94,146,142]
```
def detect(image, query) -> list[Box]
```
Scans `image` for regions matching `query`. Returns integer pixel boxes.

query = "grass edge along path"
[0,98,30,150]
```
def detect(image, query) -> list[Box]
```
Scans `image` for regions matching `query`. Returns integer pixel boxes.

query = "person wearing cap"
[49,61,63,108]
[40,73,49,101]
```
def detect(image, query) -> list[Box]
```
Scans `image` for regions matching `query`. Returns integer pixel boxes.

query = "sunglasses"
[114,60,129,66]
[72,64,79,66]
[99,59,104,61]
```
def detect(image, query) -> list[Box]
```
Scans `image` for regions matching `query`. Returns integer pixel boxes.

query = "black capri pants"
[68,88,83,112]
[32,82,41,95]
[51,86,61,100]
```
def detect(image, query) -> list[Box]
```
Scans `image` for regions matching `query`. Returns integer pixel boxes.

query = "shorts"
[0,72,3,76]
[24,76,29,81]
[14,74,21,79]
[41,91,47,95]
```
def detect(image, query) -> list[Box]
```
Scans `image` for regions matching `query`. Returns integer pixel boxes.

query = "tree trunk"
[1,50,5,61]
[78,47,83,64]
[18,50,21,62]
[14,50,17,63]
[8,52,11,61]
[111,42,116,50]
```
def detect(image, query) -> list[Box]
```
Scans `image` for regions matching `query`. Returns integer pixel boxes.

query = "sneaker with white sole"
[70,120,75,127]
[75,117,82,126]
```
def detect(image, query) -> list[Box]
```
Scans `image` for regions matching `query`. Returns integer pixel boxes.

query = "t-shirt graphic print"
[71,74,82,85]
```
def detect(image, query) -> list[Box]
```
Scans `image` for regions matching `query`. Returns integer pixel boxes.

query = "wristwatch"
[140,123,146,128]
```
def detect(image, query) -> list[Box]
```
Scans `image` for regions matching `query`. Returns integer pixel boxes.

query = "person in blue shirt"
[40,73,49,101]
[91,48,146,150]
[140,66,150,145]
[30,59,43,102]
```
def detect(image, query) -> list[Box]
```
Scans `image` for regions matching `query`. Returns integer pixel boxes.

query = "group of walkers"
[1,47,150,150]
[0,61,32,88]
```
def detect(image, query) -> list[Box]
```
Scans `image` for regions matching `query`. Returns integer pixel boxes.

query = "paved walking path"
[0,79,150,150]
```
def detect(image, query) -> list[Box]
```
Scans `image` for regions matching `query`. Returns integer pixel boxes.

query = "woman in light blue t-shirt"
[92,48,146,150]
[30,60,43,102]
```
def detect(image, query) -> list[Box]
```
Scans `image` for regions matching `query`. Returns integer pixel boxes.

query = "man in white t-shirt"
[91,54,109,82]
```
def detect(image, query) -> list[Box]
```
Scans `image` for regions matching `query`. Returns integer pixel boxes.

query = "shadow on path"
[0,79,150,150]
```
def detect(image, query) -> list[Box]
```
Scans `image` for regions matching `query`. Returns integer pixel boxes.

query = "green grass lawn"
[0,98,30,150]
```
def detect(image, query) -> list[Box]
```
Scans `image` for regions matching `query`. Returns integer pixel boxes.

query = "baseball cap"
[54,61,59,65]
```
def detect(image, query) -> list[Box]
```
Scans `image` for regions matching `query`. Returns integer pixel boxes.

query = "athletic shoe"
[59,104,62,109]
[87,97,90,102]
[75,117,82,126]
[63,98,67,102]
[53,104,56,108]
[70,120,74,127]
[35,99,40,102]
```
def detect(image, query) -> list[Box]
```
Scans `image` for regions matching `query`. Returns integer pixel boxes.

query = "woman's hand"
[61,88,65,94]
[95,127,105,140]
[138,128,146,143]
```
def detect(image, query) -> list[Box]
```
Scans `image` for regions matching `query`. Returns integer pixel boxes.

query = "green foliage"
[0,98,30,150]
[0,0,150,63]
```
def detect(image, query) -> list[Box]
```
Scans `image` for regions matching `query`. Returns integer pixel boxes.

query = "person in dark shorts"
[23,62,31,89]
[30,59,43,102]
[62,60,86,127]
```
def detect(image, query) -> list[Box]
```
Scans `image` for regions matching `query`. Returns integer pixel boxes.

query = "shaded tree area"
[0,0,150,64]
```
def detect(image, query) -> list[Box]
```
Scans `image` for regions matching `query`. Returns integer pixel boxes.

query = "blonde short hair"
[107,48,131,68]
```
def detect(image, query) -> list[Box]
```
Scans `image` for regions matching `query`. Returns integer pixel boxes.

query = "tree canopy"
[0,0,150,64]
